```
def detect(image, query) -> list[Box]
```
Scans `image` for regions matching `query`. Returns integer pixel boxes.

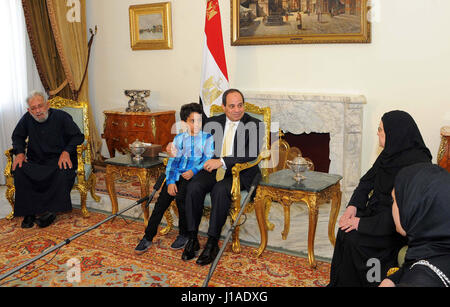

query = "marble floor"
[0,185,346,262]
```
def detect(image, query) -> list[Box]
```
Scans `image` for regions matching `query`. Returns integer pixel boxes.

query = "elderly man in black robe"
[11,92,84,228]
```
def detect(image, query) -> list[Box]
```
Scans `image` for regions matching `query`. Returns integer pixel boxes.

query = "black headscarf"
[395,163,450,261]
[372,110,432,197]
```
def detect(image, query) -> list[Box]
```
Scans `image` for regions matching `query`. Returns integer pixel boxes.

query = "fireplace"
[283,132,331,173]
[245,91,366,204]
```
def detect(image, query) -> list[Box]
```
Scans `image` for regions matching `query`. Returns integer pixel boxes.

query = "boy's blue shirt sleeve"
[165,134,184,185]
[191,133,214,175]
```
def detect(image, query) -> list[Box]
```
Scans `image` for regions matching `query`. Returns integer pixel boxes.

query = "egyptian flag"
[200,0,229,117]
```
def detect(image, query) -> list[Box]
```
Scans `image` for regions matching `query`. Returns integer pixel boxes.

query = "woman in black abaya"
[380,163,450,287]
[327,110,432,287]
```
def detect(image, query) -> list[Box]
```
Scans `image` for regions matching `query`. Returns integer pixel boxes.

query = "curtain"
[0,0,31,185]
[22,0,102,160]
[22,0,71,98]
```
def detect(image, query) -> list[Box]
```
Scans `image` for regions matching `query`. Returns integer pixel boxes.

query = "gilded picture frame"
[231,0,371,45]
[129,2,173,50]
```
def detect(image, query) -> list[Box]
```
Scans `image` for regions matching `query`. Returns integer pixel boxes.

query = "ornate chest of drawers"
[102,109,176,157]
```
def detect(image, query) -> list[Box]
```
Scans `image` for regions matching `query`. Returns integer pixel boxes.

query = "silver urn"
[129,139,146,161]
[286,154,313,183]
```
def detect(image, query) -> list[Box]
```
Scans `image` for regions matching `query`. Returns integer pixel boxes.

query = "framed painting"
[129,2,173,50]
[231,0,371,45]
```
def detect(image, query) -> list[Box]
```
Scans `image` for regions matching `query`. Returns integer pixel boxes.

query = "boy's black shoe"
[134,237,153,255]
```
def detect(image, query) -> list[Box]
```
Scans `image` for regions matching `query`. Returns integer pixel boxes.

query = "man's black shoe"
[181,238,200,261]
[21,215,35,228]
[196,240,219,266]
[36,212,56,228]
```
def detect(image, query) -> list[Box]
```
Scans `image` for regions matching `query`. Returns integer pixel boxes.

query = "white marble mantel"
[245,91,367,203]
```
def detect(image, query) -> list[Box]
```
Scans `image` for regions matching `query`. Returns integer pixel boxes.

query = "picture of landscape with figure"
[232,0,371,45]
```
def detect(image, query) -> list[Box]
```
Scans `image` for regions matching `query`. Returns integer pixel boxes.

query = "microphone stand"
[202,173,262,287]
[0,174,166,283]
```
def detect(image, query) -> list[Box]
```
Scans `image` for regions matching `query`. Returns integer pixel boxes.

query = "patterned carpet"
[94,168,144,200]
[0,209,331,287]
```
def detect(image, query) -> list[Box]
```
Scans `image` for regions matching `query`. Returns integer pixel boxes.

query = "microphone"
[0,172,167,283]
[250,172,262,191]
[202,171,262,287]
[153,173,166,191]
[144,173,166,209]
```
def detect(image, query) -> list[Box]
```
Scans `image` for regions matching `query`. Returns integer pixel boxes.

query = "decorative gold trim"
[437,135,447,164]
[152,116,157,139]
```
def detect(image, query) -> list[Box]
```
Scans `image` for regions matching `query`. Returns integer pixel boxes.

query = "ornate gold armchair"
[4,96,100,219]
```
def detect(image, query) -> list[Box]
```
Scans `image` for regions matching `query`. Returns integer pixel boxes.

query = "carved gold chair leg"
[231,222,242,254]
[159,200,177,235]
[75,184,90,218]
[5,186,15,220]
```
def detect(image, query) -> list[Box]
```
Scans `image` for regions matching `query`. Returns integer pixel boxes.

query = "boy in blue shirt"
[135,103,214,254]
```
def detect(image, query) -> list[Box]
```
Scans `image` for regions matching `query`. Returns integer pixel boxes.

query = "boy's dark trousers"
[144,177,190,241]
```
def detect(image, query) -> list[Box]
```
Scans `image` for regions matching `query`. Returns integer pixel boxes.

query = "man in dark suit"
[181,88,263,265]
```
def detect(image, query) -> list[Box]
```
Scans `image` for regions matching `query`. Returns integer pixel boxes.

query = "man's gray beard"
[31,111,49,123]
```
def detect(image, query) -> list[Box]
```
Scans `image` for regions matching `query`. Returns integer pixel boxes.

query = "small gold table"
[104,155,172,231]
[254,169,342,268]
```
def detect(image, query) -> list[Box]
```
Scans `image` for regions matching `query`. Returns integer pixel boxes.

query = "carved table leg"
[306,194,319,268]
[136,169,151,227]
[328,183,342,246]
[105,165,119,219]
[281,198,292,240]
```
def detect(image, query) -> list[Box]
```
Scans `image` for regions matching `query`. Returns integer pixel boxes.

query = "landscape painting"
[129,2,173,50]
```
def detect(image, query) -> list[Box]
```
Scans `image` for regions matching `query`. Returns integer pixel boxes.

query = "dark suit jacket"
[203,113,264,190]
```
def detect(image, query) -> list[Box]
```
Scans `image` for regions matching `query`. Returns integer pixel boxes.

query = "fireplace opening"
[283,132,331,173]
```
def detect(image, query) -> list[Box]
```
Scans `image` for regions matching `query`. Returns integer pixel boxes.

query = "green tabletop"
[260,169,342,192]
[104,155,164,169]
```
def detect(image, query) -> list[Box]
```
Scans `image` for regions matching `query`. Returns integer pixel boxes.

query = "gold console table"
[253,169,342,268]
[104,155,172,233]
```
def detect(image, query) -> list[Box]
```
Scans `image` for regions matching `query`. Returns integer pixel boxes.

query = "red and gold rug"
[0,209,330,287]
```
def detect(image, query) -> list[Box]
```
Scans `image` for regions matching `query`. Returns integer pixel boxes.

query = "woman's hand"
[339,205,357,227]
[339,205,359,232]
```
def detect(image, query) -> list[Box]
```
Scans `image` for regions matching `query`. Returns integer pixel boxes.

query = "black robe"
[388,163,450,287]
[328,110,432,287]
[11,108,84,216]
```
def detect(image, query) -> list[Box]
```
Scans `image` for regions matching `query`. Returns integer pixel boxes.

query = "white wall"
[86,0,450,174]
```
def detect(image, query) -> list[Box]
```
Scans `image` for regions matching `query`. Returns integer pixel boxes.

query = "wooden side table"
[102,109,176,157]
[253,169,342,268]
[104,155,173,233]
